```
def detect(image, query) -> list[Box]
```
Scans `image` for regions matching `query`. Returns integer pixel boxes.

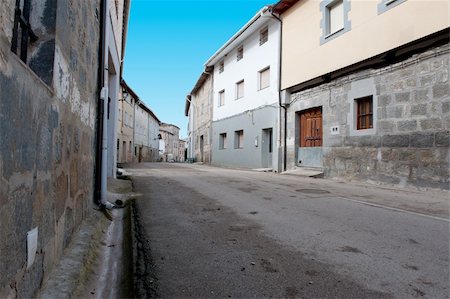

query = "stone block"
[436,69,448,83]
[397,120,417,132]
[442,102,450,114]
[416,62,430,74]
[395,92,410,103]
[410,104,427,116]
[410,133,434,148]
[435,131,450,147]
[382,134,409,148]
[390,81,404,92]
[413,89,430,103]
[433,83,450,98]
[420,74,435,86]
[420,118,442,130]
[378,94,391,107]
[386,105,404,118]
[378,120,395,134]
[405,78,417,88]
[398,149,417,162]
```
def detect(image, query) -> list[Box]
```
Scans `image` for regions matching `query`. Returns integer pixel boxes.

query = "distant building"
[185,66,213,163]
[134,101,160,162]
[159,123,181,162]
[118,80,137,163]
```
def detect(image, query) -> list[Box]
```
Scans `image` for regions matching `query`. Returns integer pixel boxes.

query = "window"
[219,133,227,149]
[259,67,270,90]
[218,90,225,107]
[237,46,243,61]
[129,141,132,153]
[328,0,344,35]
[219,60,224,73]
[356,96,373,130]
[259,27,268,45]
[236,80,244,99]
[320,0,350,44]
[378,0,407,14]
[235,130,244,149]
[11,0,57,86]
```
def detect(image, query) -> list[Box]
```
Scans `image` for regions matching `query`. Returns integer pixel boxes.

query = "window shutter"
[329,0,344,34]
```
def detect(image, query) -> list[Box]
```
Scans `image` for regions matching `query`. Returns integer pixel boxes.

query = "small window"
[235,130,244,149]
[378,0,407,14]
[259,67,270,90]
[237,46,243,61]
[219,60,224,73]
[218,90,225,107]
[259,27,268,45]
[219,133,227,149]
[356,96,373,130]
[236,80,244,99]
[328,0,344,35]
[320,0,350,44]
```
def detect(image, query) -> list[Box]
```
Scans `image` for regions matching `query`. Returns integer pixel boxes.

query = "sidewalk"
[37,178,135,299]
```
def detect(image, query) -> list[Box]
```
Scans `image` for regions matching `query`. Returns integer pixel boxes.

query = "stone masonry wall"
[286,44,449,189]
[0,0,100,297]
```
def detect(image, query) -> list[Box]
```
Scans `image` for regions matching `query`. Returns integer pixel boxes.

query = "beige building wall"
[192,75,213,163]
[160,124,180,162]
[281,0,450,89]
[117,88,135,163]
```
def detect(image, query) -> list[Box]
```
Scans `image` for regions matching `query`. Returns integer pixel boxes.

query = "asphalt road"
[129,163,449,298]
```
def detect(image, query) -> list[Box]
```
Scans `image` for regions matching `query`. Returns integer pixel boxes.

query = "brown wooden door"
[300,107,322,147]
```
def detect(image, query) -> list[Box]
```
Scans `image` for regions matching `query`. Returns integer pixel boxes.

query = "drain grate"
[296,189,330,194]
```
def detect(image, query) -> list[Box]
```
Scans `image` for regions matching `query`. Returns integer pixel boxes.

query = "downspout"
[99,0,114,209]
[270,8,288,172]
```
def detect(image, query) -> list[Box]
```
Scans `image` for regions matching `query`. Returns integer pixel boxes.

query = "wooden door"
[300,107,322,147]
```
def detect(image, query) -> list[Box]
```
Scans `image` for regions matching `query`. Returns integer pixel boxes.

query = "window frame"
[258,67,270,90]
[320,0,351,45]
[259,27,268,46]
[237,45,244,61]
[218,89,225,107]
[356,96,374,130]
[377,0,407,14]
[235,130,244,149]
[219,133,227,150]
[235,80,245,100]
[219,60,224,73]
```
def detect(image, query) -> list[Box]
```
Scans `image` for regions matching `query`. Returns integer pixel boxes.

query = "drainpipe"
[270,8,288,172]
[97,0,114,210]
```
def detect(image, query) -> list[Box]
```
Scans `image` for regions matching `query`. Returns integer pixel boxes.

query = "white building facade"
[134,102,160,162]
[206,7,282,171]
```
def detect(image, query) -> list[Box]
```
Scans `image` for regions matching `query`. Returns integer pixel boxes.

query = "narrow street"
[129,163,449,298]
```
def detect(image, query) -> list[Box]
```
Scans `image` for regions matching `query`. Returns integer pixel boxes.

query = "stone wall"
[0,0,100,297]
[286,44,449,189]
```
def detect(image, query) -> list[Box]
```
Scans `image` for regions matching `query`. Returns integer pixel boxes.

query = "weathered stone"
[395,92,410,103]
[420,74,435,86]
[413,89,430,103]
[382,135,409,148]
[433,83,450,98]
[386,105,404,118]
[420,118,442,130]
[410,133,434,148]
[435,131,450,147]
[442,102,450,114]
[397,120,417,132]
[378,120,395,133]
[378,94,392,107]
[410,104,427,116]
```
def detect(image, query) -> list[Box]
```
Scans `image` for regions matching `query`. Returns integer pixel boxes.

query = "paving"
[128,162,449,298]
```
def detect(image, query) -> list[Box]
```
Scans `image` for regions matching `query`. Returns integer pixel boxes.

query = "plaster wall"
[212,19,280,121]
[280,0,450,89]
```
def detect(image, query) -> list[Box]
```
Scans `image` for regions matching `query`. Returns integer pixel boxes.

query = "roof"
[204,5,273,67]
[138,101,161,124]
[120,79,139,100]
[184,66,214,116]
[160,123,180,130]
[272,0,299,14]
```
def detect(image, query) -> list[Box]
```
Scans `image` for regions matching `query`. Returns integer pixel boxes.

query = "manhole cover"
[296,189,330,194]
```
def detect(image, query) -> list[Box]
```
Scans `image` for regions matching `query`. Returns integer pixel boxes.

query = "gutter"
[270,8,288,172]
[97,0,114,210]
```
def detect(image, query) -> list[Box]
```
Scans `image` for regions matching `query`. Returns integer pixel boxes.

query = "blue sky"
[123,0,272,138]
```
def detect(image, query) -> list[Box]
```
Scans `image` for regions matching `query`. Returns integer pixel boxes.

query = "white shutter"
[329,0,344,34]
[260,68,270,89]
